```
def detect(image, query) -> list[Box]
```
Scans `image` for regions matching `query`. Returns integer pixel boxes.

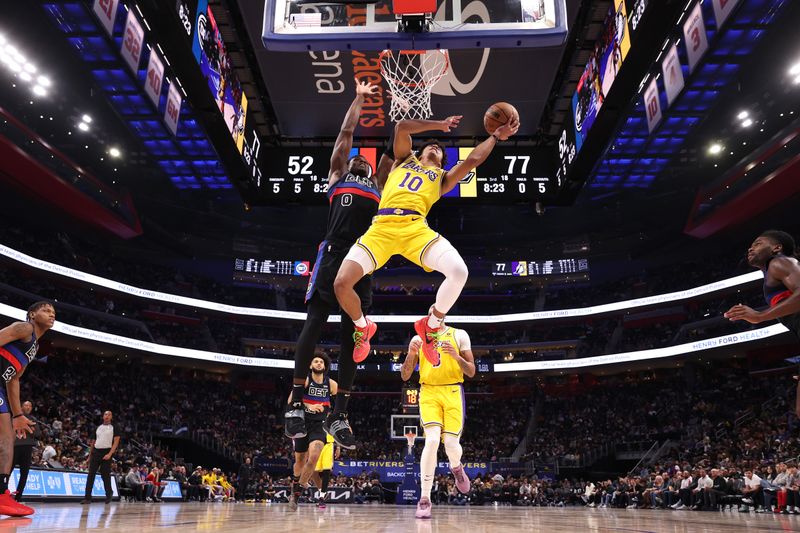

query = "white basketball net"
[380,49,450,122]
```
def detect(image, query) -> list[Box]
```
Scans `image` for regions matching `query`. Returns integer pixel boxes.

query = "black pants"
[293,296,359,391]
[12,445,33,500]
[84,448,113,500]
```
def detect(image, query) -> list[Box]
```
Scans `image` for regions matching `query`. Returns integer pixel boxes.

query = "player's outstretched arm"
[442,119,520,194]
[725,257,800,323]
[329,78,379,185]
[401,337,422,381]
[393,116,461,163]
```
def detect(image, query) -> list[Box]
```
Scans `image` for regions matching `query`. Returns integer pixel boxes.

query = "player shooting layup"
[333,115,519,365]
[401,315,476,519]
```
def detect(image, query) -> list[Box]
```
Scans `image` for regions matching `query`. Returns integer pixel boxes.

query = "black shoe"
[323,412,356,450]
[80,499,91,505]
[105,498,112,504]
[285,402,307,439]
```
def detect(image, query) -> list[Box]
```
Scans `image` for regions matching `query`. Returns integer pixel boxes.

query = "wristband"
[491,133,501,142]
[12,414,23,419]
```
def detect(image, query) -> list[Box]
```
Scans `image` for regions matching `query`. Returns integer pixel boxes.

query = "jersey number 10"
[398,172,423,192]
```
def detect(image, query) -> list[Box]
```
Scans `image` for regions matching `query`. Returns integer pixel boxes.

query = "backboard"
[390,414,423,441]
[262,0,569,51]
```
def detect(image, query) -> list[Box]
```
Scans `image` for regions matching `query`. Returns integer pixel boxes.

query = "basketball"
[484,102,519,135]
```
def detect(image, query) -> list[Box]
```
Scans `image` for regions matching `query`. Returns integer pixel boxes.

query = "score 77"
[495,263,506,272]
[504,156,531,174]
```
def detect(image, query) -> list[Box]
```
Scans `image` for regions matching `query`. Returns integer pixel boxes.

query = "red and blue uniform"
[302,373,331,422]
[0,330,39,414]
[763,254,799,336]
[305,172,380,306]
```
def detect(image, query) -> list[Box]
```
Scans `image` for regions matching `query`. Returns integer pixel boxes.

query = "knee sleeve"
[423,238,468,282]
[443,434,463,466]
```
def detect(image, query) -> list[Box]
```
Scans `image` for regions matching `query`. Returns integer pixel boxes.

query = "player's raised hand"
[355,77,379,97]
[408,337,423,355]
[494,117,520,141]
[440,116,462,132]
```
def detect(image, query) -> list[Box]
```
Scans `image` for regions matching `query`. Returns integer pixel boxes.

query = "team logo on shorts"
[0,397,5,407]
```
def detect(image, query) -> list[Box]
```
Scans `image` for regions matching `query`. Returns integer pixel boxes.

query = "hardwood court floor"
[10,502,800,532]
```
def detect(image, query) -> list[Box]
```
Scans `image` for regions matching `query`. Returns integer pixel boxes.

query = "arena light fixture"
[736,110,748,120]
[791,62,800,76]
[0,301,785,371]
[0,37,52,97]
[109,147,121,158]
[707,143,723,155]
[77,121,89,132]
[741,118,753,128]
[82,114,92,124]
[0,242,765,324]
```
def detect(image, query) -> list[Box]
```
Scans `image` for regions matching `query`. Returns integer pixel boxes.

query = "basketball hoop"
[380,49,449,122]
[405,431,417,453]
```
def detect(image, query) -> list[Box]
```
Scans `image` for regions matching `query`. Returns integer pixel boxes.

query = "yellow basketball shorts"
[355,215,440,273]
[419,383,465,438]
[315,439,334,471]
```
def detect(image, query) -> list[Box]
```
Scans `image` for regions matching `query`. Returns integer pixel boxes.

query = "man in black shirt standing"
[285,78,393,449]
[81,410,121,504]
[12,401,40,502]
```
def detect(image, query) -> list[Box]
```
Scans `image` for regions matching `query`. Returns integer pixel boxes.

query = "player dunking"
[0,302,55,517]
[724,230,800,417]
[334,115,519,365]
[287,355,337,511]
[400,314,476,519]
[285,79,393,448]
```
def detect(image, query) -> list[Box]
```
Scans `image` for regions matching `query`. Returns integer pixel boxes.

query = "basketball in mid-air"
[484,102,519,135]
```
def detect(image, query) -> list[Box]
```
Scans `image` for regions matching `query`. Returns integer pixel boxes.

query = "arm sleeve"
[454,329,472,352]
[113,424,124,439]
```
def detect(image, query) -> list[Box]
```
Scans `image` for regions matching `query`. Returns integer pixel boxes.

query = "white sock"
[354,315,367,328]
[420,426,440,500]
[427,313,443,330]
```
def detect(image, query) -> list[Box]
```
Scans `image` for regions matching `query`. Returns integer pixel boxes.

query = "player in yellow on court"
[311,434,338,509]
[400,318,476,519]
[334,115,519,365]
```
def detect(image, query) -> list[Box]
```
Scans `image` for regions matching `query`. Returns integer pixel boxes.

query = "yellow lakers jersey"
[418,327,464,385]
[379,154,445,217]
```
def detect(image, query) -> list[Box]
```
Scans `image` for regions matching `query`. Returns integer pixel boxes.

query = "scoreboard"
[492,258,590,277]
[253,146,557,204]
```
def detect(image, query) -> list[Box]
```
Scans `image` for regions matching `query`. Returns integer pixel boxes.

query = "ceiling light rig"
[0,33,50,97]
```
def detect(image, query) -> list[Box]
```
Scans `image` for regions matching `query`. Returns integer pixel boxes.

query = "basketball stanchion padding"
[393,0,436,15]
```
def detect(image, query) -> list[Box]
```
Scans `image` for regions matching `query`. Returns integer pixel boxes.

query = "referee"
[81,410,121,504]
[12,401,41,502]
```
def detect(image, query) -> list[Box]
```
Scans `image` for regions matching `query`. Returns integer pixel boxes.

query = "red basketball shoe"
[352,318,377,363]
[0,490,34,516]
[414,317,441,366]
